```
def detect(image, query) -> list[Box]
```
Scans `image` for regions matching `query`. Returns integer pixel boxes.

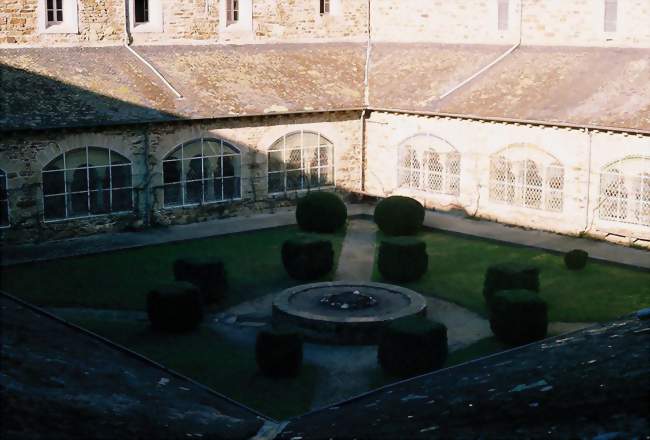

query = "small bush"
[256,330,303,378]
[378,317,447,378]
[489,289,548,346]
[173,257,227,304]
[483,263,540,305]
[378,237,428,282]
[296,192,347,233]
[281,237,334,281]
[564,249,588,270]
[374,196,425,236]
[147,282,204,333]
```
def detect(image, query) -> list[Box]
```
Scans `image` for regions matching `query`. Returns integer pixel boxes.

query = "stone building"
[1,0,649,246]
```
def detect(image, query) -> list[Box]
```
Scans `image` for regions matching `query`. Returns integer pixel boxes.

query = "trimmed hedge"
[489,289,548,346]
[374,196,425,236]
[173,257,227,304]
[147,282,204,333]
[255,330,303,378]
[281,237,334,281]
[483,263,540,305]
[296,192,347,233]
[378,237,428,282]
[564,249,589,270]
[378,317,448,378]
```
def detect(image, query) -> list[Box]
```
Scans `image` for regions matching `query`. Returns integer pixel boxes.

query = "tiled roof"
[0,294,268,439]
[371,44,650,133]
[0,43,366,131]
[2,43,650,133]
[279,314,650,439]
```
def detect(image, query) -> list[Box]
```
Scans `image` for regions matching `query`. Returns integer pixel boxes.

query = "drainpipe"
[360,0,372,194]
[583,127,593,234]
[439,0,524,100]
[122,0,183,99]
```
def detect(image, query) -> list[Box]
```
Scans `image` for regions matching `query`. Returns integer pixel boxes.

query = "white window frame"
[41,147,134,222]
[489,152,565,213]
[599,157,650,227]
[396,135,461,197]
[0,169,9,228]
[129,0,163,33]
[162,137,243,208]
[497,0,510,31]
[37,0,78,34]
[603,0,618,33]
[220,0,252,33]
[267,130,335,196]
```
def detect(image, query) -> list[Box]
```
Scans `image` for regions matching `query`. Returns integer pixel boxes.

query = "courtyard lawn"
[0,225,345,311]
[373,229,650,323]
[68,316,319,420]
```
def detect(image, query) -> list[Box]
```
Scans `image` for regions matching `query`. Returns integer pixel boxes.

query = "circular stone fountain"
[272,281,427,345]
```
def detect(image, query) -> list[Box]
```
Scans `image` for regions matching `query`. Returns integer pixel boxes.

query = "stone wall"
[370,0,650,48]
[364,111,650,246]
[0,111,362,243]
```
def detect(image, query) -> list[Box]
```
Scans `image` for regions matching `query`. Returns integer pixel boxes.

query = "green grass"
[1,225,345,311]
[373,229,650,322]
[68,316,319,420]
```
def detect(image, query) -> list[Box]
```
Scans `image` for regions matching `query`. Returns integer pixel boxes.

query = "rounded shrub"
[147,282,204,333]
[483,263,540,305]
[378,317,448,378]
[295,191,347,233]
[374,196,425,236]
[255,330,303,378]
[173,257,227,304]
[564,249,588,270]
[281,237,334,281]
[377,237,428,282]
[489,289,548,346]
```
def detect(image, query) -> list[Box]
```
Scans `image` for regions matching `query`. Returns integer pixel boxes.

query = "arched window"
[267,131,334,194]
[599,157,650,226]
[162,137,241,207]
[41,147,133,221]
[0,169,9,227]
[397,134,461,196]
[489,146,564,212]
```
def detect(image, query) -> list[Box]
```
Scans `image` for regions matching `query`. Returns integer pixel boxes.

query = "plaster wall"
[364,111,650,243]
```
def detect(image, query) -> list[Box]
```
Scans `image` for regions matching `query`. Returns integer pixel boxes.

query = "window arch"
[0,169,9,227]
[599,157,650,226]
[489,146,564,212]
[267,131,334,194]
[41,147,133,221]
[397,134,461,196]
[162,137,241,207]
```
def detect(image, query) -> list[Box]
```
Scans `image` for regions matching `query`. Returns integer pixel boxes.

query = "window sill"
[162,197,243,210]
[39,22,79,34]
[131,22,164,33]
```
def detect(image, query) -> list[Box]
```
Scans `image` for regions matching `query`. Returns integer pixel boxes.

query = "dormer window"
[497,0,509,31]
[135,0,149,24]
[227,0,239,24]
[604,0,618,33]
[320,0,330,15]
[46,0,63,25]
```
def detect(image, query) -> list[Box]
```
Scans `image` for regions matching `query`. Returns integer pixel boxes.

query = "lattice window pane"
[546,164,564,212]
[523,160,543,209]
[600,170,628,221]
[398,141,461,197]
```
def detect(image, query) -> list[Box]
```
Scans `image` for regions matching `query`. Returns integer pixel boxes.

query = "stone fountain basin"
[272,281,427,345]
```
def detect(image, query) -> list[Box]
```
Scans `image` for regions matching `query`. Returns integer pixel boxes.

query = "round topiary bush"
[173,257,227,304]
[295,191,347,233]
[378,317,447,378]
[374,196,425,236]
[564,249,588,270]
[489,289,548,346]
[483,263,540,305]
[377,237,428,282]
[281,237,334,281]
[255,330,303,378]
[147,282,204,333]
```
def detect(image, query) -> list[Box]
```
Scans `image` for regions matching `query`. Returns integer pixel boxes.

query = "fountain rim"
[273,281,427,324]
